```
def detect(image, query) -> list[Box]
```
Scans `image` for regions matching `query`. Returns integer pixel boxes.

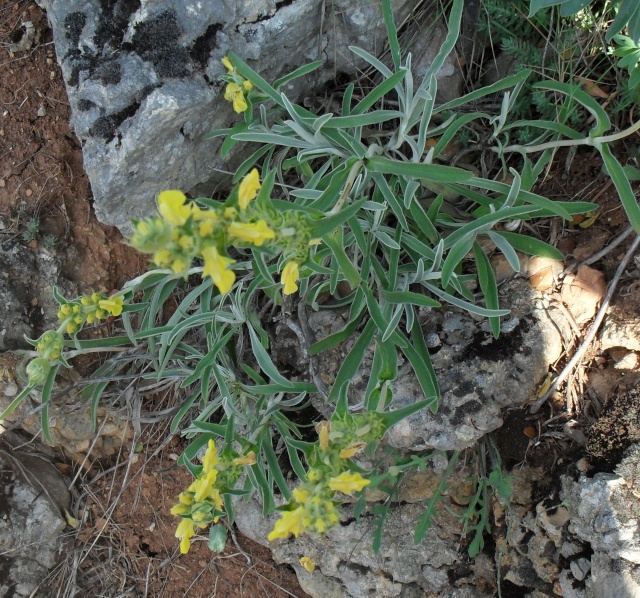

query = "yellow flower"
[170,503,190,516]
[175,517,196,554]
[338,442,366,460]
[202,439,219,474]
[233,451,257,466]
[328,472,370,495]
[224,82,248,113]
[197,211,219,237]
[292,487,310,504]
[158,190,195,226]
[238,169,261,210]
[178,492,194,505]
[224,207,238,220]
[99,296,124,317]
[227,220,275,246]
[300,557,316,572]
[268,506,307,541]
[281,261,300,295]
[222,56,234,74]
[242,79,254,91]
[153,249,173,267]
[191,469,218,503]
[202,246,236,294]
[317,421,330,451]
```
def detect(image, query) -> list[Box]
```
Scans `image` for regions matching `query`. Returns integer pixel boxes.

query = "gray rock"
[0,438,71,597]
[562,473,640,564]
[0,241,74,351]
[309,279,565,451]
[36,0,464,232]
[560,450,640,598]
[233,478,494,598]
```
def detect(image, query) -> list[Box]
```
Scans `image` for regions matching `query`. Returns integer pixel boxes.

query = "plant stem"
[501,118,640,154]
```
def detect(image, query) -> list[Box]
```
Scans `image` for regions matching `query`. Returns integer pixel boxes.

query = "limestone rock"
[309,279,566,452]
[0,438,71,597]
[0,241,73,351]
[233,472,495,598]
[36,0,462,232]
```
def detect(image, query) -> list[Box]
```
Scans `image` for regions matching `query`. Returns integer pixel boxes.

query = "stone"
[308,279,566,451]
[0,433,71,597]
[560,265,606,327]
[0,240,74,351]
[37,0,461,233]
[233,467,496,598]
[600,312,640,352]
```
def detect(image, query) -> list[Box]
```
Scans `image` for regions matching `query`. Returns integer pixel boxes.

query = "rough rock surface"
[37,0,460,232]
[0,240,74,352]
[0,437,71,597]
[0,358,133,462]
[308,279,566,452]
[234,458,496,598]
[560,449,640,598]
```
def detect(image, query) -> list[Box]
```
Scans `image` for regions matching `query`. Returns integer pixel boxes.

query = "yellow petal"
[232,92,248,113]
[224,82,242,101]
[202,439,219,474]
[316,421,330,451]
[227,220,275,246]
[238,169,261,210]
[222,56,234,74]
[98,296,124,317]
[281,261,300,295]
[268,506,306,541]
[338,442,366,460]
[299,556,316,572]
[328,471,370,495]
[158,190,193,226]
[202,246,236,294]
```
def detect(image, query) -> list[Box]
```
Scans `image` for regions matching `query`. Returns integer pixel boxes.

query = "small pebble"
[37,105,46,117]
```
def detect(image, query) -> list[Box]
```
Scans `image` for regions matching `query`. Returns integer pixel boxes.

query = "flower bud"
[26,357,51,386]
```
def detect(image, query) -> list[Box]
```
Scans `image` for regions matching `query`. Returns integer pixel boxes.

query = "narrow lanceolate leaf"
[366,156,473,183]
[601,145,640,234]
[473,243,501,338]
[494,231,564,259]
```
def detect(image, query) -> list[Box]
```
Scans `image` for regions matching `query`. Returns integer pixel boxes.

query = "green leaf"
[382,0,401,70]
[381,290,441,309]
[441,232,476,288]
[323,228,362,288]
[208,524,228,553]
[228,51,283,106]
[528,0,563,17]
[311,198,367,238]
[533,80,611,137]
[322,110,402,129]
[436,70,531,113]
[273,60,323,89]
[473,243,500,338]
[494,231,564,259]
[601,144,640,234]
[372,173,409,230]
[326,319,377,404]
[351,70,407,116]
[366,156,473,183]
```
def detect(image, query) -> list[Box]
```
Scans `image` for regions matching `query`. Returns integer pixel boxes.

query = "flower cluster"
[172,439,256,554]
[222,56,253,113]
[57,292,124,334]
[130,169,313,296]
[25,291,125,385]
[268,413,385,543]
